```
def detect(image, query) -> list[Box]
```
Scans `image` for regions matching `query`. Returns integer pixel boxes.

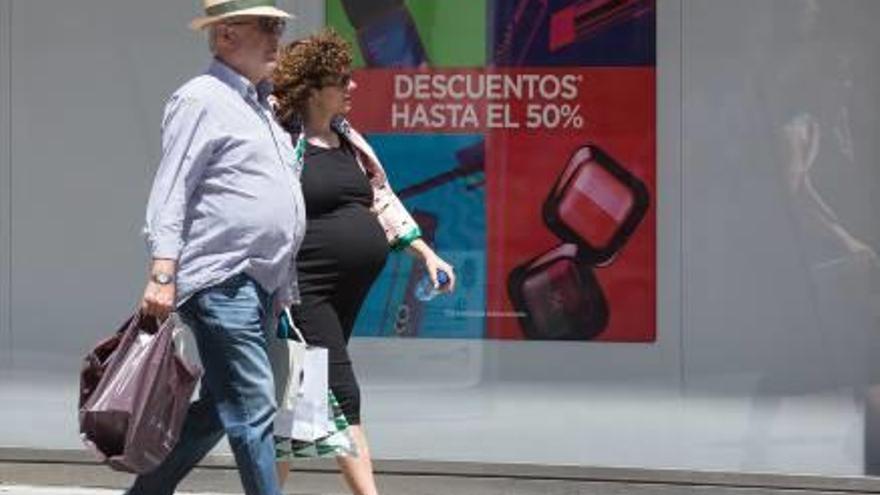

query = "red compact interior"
[557,157,635,249]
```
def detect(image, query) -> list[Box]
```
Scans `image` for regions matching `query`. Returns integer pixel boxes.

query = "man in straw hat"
[130,1,304,494]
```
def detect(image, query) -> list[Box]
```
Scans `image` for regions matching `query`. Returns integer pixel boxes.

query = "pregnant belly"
[297,204,389,281]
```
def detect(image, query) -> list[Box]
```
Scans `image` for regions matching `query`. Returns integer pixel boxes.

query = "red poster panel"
[333,0,656,341]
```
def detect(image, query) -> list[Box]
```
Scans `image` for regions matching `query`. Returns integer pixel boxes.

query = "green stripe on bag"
[275,390,358,459]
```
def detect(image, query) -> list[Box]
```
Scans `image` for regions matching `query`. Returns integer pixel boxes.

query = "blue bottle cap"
[437,270,450,286]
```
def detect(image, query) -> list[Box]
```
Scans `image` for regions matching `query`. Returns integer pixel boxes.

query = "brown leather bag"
[78,311,202,474]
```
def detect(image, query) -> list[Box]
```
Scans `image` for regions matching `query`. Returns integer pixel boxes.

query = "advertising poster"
[329,0,656,341]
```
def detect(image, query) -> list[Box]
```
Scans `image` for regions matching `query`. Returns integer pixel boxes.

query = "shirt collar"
[208,58,274,105]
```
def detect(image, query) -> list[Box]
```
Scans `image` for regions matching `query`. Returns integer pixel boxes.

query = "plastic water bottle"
[414,269,450,302]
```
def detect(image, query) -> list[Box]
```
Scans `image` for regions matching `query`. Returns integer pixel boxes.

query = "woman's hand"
[408,239,456,293]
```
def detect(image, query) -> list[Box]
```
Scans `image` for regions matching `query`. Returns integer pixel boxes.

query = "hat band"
[205,0,278,17]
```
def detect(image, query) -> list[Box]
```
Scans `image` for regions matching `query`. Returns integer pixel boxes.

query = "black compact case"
[507,244,609,340]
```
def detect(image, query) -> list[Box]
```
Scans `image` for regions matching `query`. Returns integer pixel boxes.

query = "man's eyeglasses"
[225,17,287,36]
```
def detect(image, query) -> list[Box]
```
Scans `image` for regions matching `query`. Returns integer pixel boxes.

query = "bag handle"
[133,307,181,335]
[281,307,309,345]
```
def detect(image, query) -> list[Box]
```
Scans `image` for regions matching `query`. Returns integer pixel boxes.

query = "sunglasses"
[225,17,287,36]
[322,73,352,88]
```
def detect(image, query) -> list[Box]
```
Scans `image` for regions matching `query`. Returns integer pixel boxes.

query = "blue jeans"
[126,273,281,495]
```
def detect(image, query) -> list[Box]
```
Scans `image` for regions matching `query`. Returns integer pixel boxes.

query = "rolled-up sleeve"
[143,96,215,259]
[372,181,422,250]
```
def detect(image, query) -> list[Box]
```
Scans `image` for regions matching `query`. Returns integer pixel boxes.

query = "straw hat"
[189,0,293,31]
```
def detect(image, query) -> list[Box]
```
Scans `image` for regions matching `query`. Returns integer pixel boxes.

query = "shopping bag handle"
[134,308,182,335]
[281,307,309,345]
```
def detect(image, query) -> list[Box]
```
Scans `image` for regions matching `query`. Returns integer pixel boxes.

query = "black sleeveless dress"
[291,139,389,424]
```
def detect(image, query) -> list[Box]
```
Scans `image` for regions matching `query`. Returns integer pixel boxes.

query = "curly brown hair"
[272,28,353,128]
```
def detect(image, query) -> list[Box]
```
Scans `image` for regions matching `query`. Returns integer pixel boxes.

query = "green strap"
[391,227,422,251]
[206,0,278,16]
[276,310,291,339]
[293,135,305,166]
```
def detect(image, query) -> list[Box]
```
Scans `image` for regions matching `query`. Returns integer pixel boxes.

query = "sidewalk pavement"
[0,487,229,495]
[0,487,125,495]
[0,486,334,495]
[3,480,878,495]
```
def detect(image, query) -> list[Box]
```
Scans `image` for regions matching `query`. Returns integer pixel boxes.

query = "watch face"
[153,273,173,285]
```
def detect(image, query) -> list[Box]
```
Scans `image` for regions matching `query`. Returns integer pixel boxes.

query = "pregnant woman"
[272,29,456,495]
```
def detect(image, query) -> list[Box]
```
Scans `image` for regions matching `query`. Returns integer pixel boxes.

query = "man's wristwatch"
[151,272,175,285]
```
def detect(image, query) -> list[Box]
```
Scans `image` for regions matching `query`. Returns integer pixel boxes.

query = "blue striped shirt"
[144,58,306,306]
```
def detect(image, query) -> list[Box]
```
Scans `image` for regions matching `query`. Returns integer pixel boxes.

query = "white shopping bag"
[269,308,332,442]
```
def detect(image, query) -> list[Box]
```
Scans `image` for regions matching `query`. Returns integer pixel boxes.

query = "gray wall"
[2,0,880,477]
[1,0,11,373]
